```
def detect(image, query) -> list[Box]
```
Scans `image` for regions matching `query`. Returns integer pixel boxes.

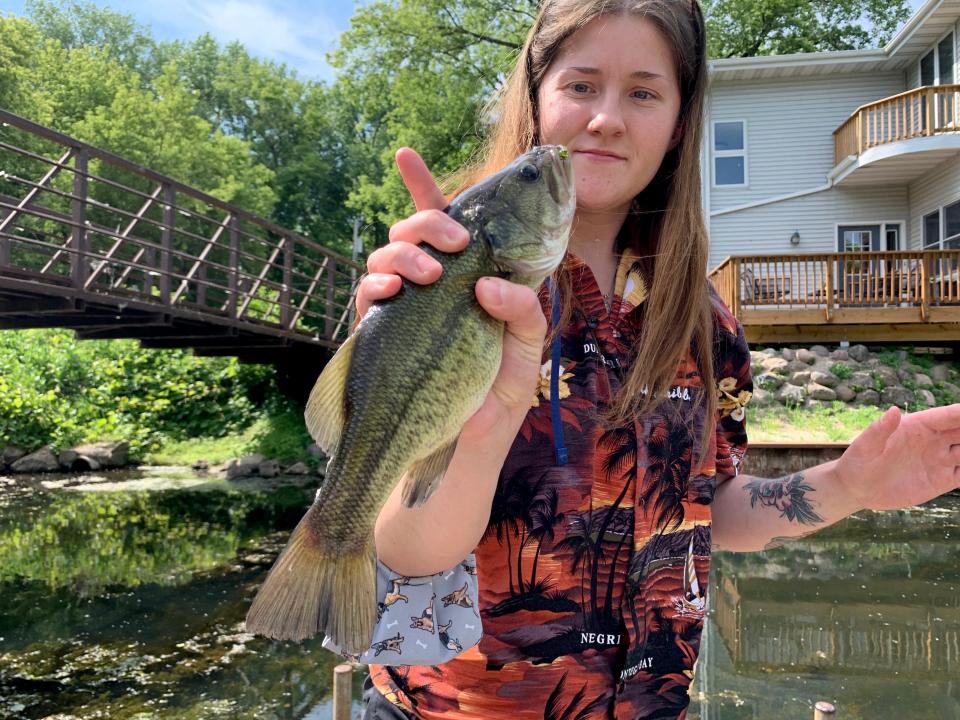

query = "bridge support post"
[70,147,89,288]
[228,216,240,318]
[160,183,174,305]
[281,235,293,331]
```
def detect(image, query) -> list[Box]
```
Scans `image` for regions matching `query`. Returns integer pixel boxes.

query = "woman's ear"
[668,123,684,151]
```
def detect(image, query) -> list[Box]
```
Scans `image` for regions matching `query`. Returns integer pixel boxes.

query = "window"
[945,200,960,249]
[843,230,872,253]
[713,121,747,187]
[919,32,955,85]
[921,50,935,85]
[924,210,941,249]
[938,34,955,85]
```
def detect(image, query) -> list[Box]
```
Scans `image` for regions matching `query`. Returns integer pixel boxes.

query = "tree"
[703,0,912,58]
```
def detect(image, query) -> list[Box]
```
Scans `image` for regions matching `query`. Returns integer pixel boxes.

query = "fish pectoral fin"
[304,332,356,454]
[402,435,461,508]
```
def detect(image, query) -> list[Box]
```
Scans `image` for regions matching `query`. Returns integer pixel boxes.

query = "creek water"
[0,468,957,719]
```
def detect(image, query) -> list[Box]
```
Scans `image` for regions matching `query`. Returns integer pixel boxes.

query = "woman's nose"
[586,99,626,136]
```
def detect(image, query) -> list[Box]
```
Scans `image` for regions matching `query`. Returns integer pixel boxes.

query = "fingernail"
[445,227,468,246]
[480,277,503,305]
[416,255,439,274]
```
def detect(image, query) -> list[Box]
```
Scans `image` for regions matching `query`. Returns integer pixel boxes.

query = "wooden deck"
[709,251,960,344]
[834,83,960,165]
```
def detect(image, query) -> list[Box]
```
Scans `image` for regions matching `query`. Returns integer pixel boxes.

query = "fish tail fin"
[245,509,377,654]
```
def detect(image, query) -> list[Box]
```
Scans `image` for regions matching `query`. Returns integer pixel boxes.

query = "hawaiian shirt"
[368,250,753,719]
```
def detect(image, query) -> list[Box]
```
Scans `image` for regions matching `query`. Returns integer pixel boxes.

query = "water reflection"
[0,469,364,720]
[1,470,958,719]
[691,494,960,720]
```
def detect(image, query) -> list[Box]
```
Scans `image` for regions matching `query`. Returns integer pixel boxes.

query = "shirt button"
[587,316,598,329]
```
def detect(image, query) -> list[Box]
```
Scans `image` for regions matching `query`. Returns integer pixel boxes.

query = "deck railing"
[833,84,960,165]
[709,250,960,322]
[0,108,363,347]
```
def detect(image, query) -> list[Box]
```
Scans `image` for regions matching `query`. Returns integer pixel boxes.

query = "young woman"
[344,1,960,718]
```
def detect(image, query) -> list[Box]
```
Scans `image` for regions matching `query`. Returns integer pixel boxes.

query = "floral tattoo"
[744,473,824,525]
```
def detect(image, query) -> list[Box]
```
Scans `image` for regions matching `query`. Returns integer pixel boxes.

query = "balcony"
[709,250,960,343]
[831,84,960,186]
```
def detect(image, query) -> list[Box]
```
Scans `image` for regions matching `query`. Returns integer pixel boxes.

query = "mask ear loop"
[545,277,569,466]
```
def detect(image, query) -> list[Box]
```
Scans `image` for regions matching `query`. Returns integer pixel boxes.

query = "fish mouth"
[541,145,575,215]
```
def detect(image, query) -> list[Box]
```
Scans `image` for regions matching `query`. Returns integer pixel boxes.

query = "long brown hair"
[452,0,716,455]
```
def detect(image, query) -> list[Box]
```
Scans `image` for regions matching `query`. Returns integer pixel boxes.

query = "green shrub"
[830,362,853,381]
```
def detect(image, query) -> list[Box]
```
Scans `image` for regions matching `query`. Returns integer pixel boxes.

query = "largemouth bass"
[245,145,575,654]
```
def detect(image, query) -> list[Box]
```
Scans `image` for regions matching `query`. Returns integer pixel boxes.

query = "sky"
[0,0,931,84]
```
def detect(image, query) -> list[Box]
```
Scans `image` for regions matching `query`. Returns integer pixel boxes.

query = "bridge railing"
[0,109,363,347]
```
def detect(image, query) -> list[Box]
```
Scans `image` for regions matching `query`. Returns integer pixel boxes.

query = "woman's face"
[537,15,683,217]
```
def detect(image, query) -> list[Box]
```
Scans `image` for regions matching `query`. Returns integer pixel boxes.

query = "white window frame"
[711,119,748,189]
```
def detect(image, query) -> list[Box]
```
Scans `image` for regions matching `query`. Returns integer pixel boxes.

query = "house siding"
[708,73,904,214]
[709,186,909,270]
[907,154,960,249]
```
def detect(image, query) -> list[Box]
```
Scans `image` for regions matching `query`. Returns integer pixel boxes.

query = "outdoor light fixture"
[790,230,801,246]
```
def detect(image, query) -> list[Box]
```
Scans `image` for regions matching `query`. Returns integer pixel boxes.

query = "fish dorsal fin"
[401,435,460,508]
[304,332,356,454]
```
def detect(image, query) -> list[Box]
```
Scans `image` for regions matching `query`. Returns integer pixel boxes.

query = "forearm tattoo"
[744,473,824,526]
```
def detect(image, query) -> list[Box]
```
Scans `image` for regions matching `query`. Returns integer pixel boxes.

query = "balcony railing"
[833,84,960,165]
[709,250,960,323]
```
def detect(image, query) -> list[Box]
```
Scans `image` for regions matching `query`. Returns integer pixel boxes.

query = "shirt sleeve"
[714,315,752,479]
[322,554,482,666]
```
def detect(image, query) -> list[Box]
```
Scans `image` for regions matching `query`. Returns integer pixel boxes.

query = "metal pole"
[814,701,836,720]
[332,663,353,720]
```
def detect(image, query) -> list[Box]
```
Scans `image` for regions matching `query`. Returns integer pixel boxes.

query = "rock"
[781,348,796,361]
[809,370,837,388]
[755,373,783,390]
[835,384,856,402]
[761,357,789,375]
[259,459,280,478]
[855,389,881,405]
[2,446,26,468]
[914,373,934,388]
[849,371,875,391]
[829,349,850,361]
[285,462,311,475]
[848,344,871,362]
[939,381,960,400]
[192,459,210,472]
[786,359,810,373]
[809,345,830,357]
[795,348,817,364]
[931,364,952,382]
[863,358,882,368]
[788,370,811,386]
[873,366,900,388]
[806,383,837,401]
[11,446,59,473]
[915,389,937,407]
[778,384,806,405]
[226,453,264,480]
[881,386,914,409]
[59,441,129,470]
[58,449,101,471]
[760,348,779,357]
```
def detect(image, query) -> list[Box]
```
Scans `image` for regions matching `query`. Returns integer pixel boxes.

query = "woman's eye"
[633,90,654,100]
[570,82,591,93]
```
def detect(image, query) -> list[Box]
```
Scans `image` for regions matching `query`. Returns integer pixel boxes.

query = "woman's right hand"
[355,147,548,437]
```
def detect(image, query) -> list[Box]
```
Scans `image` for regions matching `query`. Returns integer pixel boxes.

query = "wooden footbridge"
[0,109,361,374]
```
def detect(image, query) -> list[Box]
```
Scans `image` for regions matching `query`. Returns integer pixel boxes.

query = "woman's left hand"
[834,404,960,511]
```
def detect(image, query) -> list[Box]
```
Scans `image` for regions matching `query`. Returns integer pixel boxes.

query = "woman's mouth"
[575,149,626,162]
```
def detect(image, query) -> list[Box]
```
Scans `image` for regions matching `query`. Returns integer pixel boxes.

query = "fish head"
[455,145,575,286]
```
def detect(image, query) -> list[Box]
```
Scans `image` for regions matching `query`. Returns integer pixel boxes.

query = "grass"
[142,403,317,468]
[750,402,884,443]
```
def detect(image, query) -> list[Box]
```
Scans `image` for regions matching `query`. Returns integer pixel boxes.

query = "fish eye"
[519,164,540,182]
